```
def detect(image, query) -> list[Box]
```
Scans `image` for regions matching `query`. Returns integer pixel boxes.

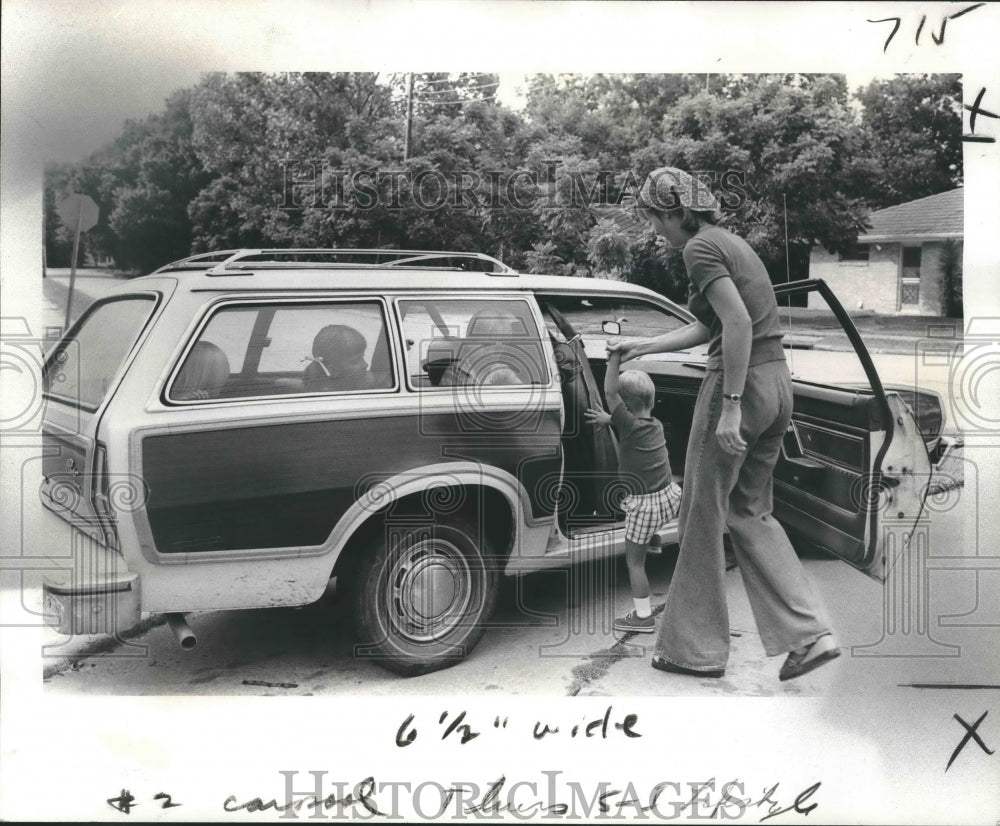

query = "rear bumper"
[43,573,141,635]
[41,526,141,635]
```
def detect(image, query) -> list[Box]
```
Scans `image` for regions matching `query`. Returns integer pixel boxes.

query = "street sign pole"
[56,193,99,331]
[64,205,84,331]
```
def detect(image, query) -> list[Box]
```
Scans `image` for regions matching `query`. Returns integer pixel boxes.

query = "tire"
[351,516,500,676]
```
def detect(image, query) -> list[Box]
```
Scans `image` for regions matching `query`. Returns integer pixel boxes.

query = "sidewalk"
[778,307,963,356]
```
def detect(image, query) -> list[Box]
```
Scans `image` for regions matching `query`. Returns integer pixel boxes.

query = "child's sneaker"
[614,610,655,633]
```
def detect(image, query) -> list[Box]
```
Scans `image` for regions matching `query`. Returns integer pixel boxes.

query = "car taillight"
[92,442,121,554]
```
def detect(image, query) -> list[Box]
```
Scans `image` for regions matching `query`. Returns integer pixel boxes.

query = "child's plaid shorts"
[621,482,683,544]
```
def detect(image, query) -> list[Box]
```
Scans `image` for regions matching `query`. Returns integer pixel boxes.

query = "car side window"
[167,300,394,401]
[397,298,549,389]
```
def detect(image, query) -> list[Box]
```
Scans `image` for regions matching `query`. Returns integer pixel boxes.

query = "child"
[585,348,682,633]
[305,324,374,392]
[173,341,230,400]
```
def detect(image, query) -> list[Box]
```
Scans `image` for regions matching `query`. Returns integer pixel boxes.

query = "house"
[808,188,963,315]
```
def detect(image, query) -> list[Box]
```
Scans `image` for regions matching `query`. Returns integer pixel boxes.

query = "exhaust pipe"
[165,613,197,649]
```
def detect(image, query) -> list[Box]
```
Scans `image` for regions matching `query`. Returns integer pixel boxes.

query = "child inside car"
[173,341,231,400]
[304,324,375,392]
[585,348,682,633]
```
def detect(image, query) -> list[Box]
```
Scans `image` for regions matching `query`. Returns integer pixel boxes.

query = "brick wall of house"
[807,243,900,312]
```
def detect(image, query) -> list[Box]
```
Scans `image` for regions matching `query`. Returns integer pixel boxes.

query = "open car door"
[771,279,932,582]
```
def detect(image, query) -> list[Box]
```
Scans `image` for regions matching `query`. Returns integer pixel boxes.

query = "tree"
[43,164,76,267]
[524,73,698,171]
[586,218,630,278]
[44,71,962,286]
[524,240,568,275]
[856,74,962,209]
[651,74,875,282]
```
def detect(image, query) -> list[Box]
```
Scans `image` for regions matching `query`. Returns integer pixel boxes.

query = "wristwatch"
[723,393,742,403]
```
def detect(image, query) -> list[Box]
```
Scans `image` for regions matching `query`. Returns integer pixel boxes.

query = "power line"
[520,80,563,94]
[414,94,500,106]
[414,73,498,87]
[415,80,501,96]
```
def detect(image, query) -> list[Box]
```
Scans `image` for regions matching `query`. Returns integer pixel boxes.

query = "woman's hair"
[644,202,720,235]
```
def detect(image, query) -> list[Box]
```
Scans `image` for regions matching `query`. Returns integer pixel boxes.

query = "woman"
[613,167,840,682]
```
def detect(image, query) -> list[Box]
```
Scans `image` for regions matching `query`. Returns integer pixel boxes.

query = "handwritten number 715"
[868,3,985,53]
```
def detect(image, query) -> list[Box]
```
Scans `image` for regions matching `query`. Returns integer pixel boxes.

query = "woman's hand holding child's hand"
[607,338,645,363]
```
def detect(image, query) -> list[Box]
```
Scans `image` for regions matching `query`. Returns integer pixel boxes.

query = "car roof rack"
[152,248,518,276]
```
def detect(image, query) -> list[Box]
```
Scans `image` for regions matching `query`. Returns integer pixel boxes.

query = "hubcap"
[388,539,474,643]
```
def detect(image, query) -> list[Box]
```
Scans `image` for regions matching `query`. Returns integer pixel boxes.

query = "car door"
[536,290,695,535]
[41,293,162,546]
[771,278,932,582]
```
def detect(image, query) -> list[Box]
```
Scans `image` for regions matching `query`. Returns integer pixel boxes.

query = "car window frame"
[163,294,401,404]
[43,292,162,414]
[392,293,554,393]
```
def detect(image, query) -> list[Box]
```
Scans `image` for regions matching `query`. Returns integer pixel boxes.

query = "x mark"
[946,711,994,771]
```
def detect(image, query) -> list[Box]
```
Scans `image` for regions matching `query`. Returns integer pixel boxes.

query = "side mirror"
[602,320,621,336]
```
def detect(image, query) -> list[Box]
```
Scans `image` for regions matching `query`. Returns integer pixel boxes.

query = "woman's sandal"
[779,635,841,682]
[651,657,725,679]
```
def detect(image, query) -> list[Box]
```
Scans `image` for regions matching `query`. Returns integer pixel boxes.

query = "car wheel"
[352,517,499,676]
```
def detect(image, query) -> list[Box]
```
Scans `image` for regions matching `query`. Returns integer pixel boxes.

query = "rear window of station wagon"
[45,296,158,411]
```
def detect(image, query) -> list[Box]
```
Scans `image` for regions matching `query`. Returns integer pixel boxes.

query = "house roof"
[859,188,963,242]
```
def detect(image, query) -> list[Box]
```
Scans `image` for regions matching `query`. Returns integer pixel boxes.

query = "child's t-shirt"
[611,401,672,495]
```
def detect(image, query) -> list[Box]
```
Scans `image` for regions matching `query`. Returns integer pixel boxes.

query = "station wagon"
[40,248,954,675]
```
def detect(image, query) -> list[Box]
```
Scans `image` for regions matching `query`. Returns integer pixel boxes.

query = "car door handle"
[782,455,825,488]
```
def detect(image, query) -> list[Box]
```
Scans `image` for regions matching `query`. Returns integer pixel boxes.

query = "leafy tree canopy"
[45,72,962,293]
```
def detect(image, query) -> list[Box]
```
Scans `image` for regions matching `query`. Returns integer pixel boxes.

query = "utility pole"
[404,72,414,161]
